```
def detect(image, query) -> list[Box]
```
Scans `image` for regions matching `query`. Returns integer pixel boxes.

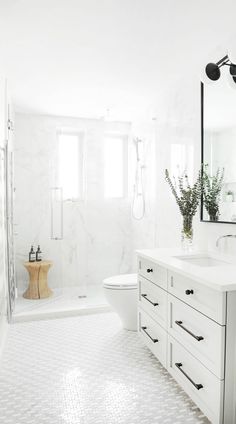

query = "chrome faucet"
[216,234,236,247]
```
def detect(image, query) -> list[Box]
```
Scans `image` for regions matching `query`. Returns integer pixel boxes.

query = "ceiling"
[0,0,236,120]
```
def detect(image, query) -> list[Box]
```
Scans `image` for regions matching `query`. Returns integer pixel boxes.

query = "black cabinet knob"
[185,289,194,295]
[147,268,153,273]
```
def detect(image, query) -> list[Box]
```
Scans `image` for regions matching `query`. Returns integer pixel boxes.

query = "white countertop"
[136,248,236,292]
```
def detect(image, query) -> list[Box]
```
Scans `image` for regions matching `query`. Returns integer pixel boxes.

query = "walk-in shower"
[8,113,157,322]
[11,115,134,322]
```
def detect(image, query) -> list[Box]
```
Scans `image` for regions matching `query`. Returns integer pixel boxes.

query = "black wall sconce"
[205,55,236,83]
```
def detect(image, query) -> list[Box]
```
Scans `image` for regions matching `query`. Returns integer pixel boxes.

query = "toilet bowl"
[103,273,138,331]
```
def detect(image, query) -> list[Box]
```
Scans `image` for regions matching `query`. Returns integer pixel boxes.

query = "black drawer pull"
[175,363,203,390]
[175,321,204,341]
[185,289,194,295]
[141,326,158,343]
[147,268,153,273]
[141,294,159,307]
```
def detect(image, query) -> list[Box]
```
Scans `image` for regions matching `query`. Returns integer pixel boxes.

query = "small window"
[57,132,84,201]
[104,135,127,198]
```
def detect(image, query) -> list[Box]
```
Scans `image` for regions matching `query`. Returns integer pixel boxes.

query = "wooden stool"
[23,261,53,299]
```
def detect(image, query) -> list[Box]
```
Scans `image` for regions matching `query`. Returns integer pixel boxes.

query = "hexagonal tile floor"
[0,313,209,423]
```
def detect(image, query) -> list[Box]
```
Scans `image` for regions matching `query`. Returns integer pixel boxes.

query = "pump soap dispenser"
[36,245,42,262]
[29,246,36,262]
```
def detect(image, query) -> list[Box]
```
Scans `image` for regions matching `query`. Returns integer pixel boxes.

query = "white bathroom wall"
[14,113,133,292]
[153,74,236,256]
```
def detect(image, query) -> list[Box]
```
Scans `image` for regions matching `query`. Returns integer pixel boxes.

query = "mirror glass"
[201,73,236,223]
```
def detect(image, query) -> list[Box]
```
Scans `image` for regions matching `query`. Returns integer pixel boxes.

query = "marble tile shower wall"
[14,114,156,293]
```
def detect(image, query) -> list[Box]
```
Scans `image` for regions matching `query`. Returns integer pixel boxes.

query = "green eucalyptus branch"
[202,164,224,218]
[165,169,202,219]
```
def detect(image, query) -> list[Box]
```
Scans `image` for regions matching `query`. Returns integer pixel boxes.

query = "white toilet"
[103,273,138,331]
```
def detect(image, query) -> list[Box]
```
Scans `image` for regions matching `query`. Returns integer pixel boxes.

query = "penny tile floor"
[0,313,209,423]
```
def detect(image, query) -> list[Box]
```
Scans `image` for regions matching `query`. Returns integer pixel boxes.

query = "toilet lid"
[103,273,137,289]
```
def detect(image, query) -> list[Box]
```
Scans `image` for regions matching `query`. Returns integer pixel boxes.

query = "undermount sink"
[174,254,229,267]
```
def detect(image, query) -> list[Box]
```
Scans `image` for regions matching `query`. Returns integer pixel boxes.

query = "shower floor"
[13,285,110,323]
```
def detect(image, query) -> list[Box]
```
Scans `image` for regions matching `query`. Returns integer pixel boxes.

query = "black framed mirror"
[201,80,236,224]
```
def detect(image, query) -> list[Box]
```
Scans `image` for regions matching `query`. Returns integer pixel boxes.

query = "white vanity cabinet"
[137,250,236,424]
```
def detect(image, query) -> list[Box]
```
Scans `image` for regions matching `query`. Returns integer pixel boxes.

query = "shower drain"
[78,295,87,299]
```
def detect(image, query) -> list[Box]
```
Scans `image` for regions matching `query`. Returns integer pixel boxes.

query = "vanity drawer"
[138,275,167,329]
[138,257,167,290]
[168,335,223,424]
[168,294,225,379]
[168,271,226,324]
[138,309,167,368]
